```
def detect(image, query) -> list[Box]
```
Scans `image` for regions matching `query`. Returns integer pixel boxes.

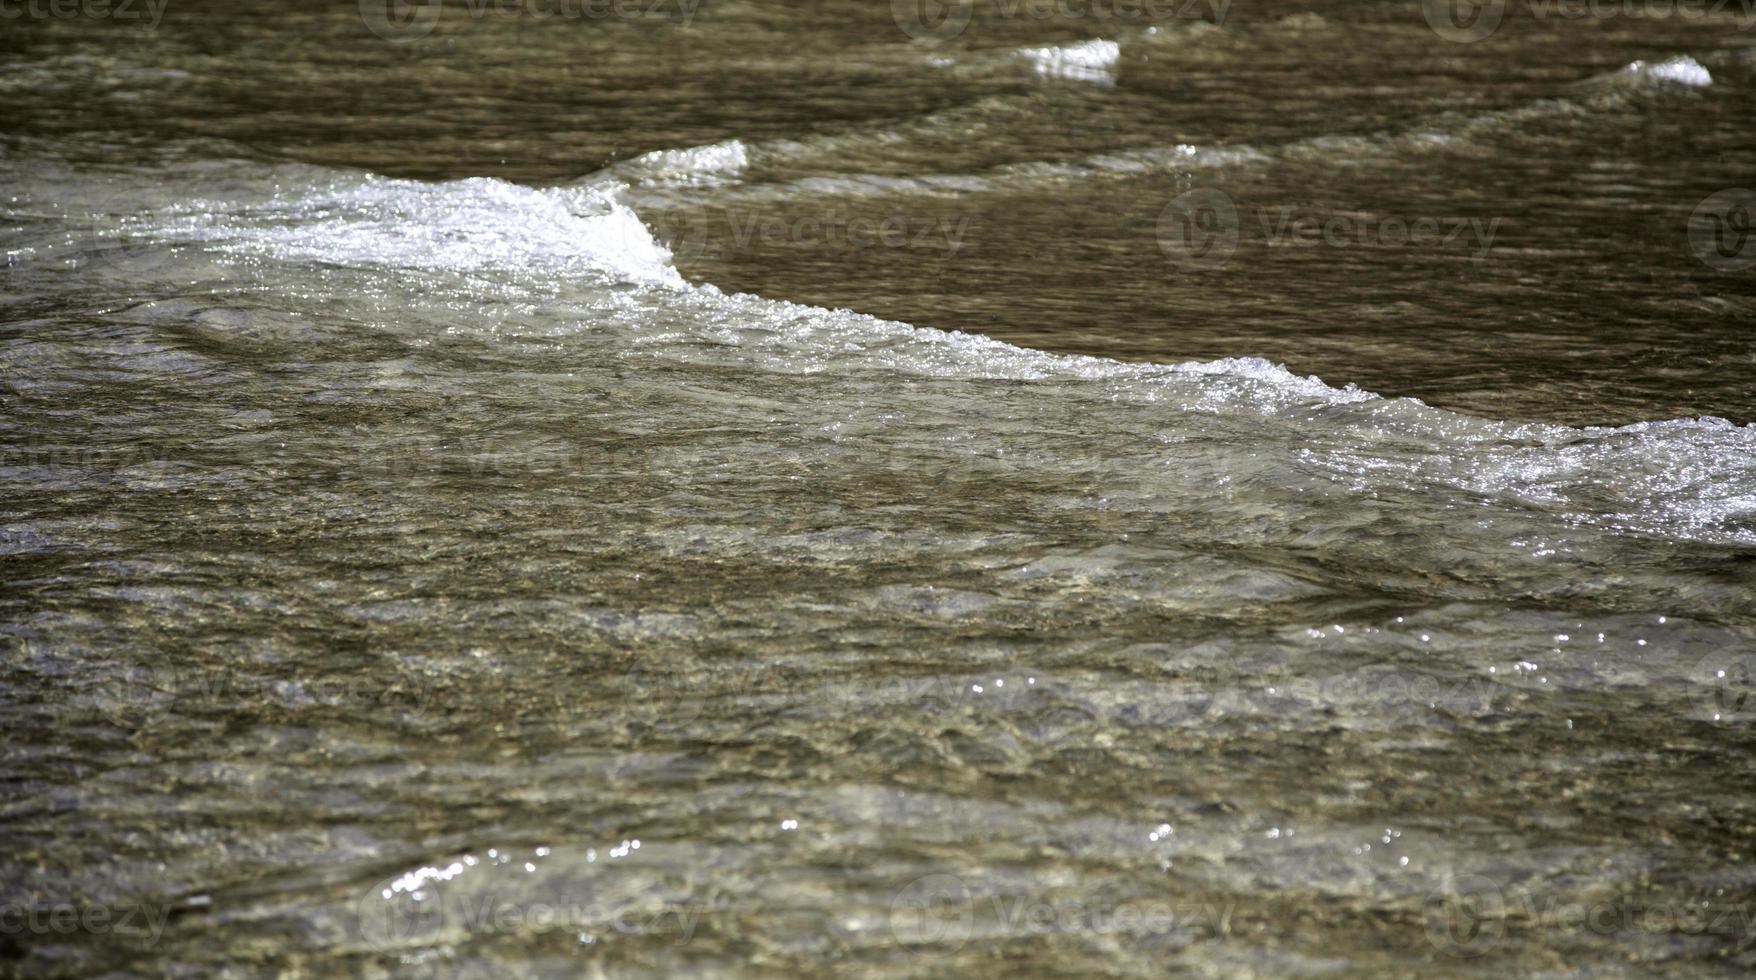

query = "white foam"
[1016,39,1120,83]
[1623,56,1711,88]
[1166,356,1371,402]
[614,139,748,187]
[165,175,684,287]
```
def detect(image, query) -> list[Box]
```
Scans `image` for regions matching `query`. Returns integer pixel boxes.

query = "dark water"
[3,1,1756,976]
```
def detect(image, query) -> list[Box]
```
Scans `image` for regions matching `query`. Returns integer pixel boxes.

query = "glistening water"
[2,1,1755,976]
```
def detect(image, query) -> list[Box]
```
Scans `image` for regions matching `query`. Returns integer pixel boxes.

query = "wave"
[607,54,1719,207]
[151,169,685,287]
[596,139,750,190]
[20,157,1739,549]
[4,142,1749,549]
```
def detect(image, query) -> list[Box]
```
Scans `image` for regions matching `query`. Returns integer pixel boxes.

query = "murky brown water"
[3,1,1755,976]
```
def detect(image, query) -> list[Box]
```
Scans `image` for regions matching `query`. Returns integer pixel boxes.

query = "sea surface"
[3,1,1755,976]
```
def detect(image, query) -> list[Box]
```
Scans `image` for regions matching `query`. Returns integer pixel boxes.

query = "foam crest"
[164,175,684,287]
[1016,38,1120,83]
[606,49,1722,208]
[1618,56,1712,88]
[606,139,749,188]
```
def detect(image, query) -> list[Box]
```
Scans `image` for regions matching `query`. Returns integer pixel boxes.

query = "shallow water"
[3,2,1756,977]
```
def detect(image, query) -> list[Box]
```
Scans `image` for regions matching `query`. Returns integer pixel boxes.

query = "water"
[3,2,1756,976]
